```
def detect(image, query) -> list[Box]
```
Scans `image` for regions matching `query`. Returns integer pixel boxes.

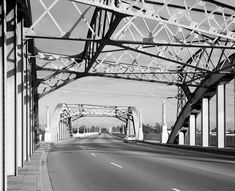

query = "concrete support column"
[22,41,28,162]
[0,1,7,190]
[178,131,184,145]
[161,100,168,143]
[16,19,24,167]
[126,117,134,136]
[189,114,196,146]
[26,48,30,161]
[28,81,33,158]
[202,98,209,147]
[58,121,60,140]
[138,109,143,140]
[6,1,17,175]
[65,122,67,138]
[216,83,226,148]
[63,123,66,139]
[62,121,64,139]
[60,121,62,140]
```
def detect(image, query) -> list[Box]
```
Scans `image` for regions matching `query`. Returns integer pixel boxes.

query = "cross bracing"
[60,103,131,123]
[25,0,235,101]
[24,0,235,142]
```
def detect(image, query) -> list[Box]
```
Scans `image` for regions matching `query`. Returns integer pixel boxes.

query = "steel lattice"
[26,0,235,112]
[60,103,132,122]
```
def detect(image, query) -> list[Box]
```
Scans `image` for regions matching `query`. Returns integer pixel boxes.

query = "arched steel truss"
[24,0,235,142]
[49,103,143,141]
[60,103,133,123]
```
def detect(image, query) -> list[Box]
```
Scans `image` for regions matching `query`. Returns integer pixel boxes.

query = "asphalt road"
[47,134,235,191]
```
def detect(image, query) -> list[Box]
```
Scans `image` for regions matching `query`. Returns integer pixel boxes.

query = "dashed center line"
[172,188,181,191]
[90,153,96,156]
[110,162,123,168]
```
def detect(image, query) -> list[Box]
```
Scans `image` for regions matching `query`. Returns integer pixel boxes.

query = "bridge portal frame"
[49,103,143,141]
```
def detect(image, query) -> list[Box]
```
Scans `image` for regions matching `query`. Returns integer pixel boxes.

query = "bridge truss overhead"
[61,104,131,122]
[26,0,235,142]
[50,103,143,141]
[26,0,235,97]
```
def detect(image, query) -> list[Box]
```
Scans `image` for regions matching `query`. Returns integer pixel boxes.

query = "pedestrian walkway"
[7,143,53,191]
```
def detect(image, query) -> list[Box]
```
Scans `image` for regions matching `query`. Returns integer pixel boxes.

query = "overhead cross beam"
[60,103,132,123]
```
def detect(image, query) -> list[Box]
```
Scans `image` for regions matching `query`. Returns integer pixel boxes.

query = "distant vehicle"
[124,135,137,143]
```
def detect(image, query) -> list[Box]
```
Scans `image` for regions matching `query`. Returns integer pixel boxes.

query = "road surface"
[47,134,235,191]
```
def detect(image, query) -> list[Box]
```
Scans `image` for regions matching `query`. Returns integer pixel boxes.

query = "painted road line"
[172,188,181,191]
[110,162,123,168]
[91,153,96,156]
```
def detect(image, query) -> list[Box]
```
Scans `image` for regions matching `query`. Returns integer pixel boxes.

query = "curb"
[39,143,54,191]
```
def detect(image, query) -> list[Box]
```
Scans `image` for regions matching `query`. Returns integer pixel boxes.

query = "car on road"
[123,135,137,143]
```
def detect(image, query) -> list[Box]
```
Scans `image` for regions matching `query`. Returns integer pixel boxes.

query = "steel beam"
[168,54,235,144]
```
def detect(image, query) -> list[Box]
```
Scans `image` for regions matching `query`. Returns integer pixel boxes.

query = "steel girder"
[168,53,235,143]
[50,103,143,140]
[24,0,235,99]
[60,103,132,122]
[23,1,235,142]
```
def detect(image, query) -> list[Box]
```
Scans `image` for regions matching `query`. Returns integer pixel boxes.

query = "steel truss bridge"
[49,103,142,140]
[1,0,235,190]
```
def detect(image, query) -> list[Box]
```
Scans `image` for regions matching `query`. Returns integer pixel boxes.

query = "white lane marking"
[91,153,96,156]
[110,162,123,168]
[172,188,181,191]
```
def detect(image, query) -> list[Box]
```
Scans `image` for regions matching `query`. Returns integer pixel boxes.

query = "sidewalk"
[7,143,53,191]
[141,139,235,156]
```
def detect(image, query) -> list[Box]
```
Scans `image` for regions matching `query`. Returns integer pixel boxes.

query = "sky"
[32,0,235,130]
[39,76,178,128]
